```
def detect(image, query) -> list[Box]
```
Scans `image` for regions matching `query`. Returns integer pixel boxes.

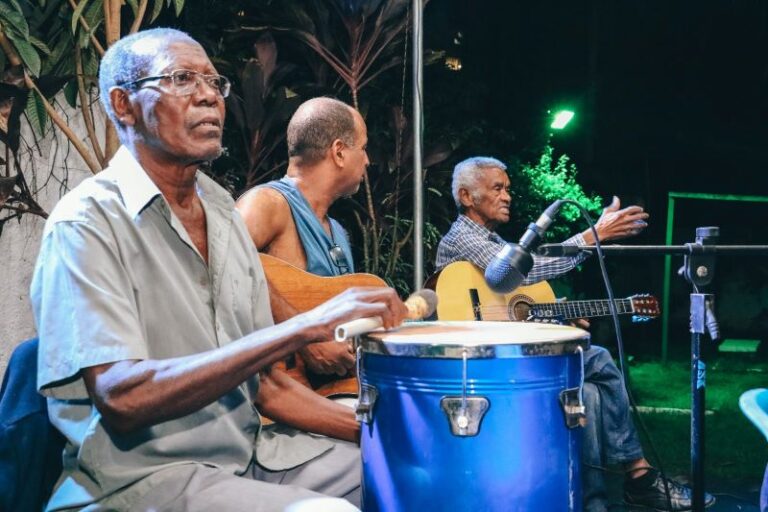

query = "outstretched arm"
[581,195,649,244]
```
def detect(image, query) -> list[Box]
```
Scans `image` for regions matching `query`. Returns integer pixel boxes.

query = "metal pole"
[690,304,706,512]
[412,0,424,290]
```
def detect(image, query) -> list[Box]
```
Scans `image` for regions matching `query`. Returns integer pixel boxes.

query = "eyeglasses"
[329,245,350,274]
[119,69,231,98]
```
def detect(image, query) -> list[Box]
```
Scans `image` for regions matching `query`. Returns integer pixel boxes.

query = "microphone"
[334,289,438,341]
[484,200,563,293]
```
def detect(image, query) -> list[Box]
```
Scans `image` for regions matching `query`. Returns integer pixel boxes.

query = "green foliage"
[181,0,451,292]
[512,143,602,241]
[25,88,47,136]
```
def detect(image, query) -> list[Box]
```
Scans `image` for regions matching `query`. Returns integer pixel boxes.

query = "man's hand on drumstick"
[301,287,408,344]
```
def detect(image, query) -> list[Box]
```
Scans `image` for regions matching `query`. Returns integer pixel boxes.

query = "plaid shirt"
[435,214,589,285]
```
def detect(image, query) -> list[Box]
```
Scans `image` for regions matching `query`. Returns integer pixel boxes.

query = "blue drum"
[356,321,589,512]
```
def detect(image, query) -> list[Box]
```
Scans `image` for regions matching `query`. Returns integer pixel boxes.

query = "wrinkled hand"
[299,341,355,376]
[303,286,408,342]
[591,196,649,243]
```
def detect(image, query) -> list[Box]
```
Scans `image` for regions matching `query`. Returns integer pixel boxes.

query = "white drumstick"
[334,289,438,341]
[335,317,383,341]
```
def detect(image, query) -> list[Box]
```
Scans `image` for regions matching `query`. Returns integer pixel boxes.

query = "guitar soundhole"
[508,295,534,321]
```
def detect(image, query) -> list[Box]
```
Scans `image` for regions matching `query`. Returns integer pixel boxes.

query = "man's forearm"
[256,367,360,442]
[84,313,322,434]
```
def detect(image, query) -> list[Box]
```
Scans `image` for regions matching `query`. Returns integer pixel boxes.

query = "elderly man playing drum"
[31,28,407,511]
[435,156,714,511]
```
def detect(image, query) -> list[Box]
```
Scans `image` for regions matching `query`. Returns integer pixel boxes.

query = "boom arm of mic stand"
[537,244,768,257]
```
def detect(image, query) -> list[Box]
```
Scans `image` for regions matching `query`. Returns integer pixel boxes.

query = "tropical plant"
[510,143,603,242]
[0,0,186,230]
[220,0,452,291]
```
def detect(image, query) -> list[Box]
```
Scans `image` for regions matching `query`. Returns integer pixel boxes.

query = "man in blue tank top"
[237,97,369,379]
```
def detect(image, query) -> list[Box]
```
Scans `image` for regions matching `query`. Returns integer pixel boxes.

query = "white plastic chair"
[739,388,768,512]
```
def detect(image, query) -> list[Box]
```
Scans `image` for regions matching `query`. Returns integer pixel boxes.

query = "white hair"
[451,156,508,210]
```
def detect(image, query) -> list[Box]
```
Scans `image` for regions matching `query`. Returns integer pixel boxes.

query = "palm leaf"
[125,0,139,18]
[149,0,164,23]
[63,80,79,109]
[71,0,91,35]
[27,35,51,55]
[173,0,185,17]
[0,3,30,39]
[25,90,48,136]
[5,30,41,76]
[83,0,104,30]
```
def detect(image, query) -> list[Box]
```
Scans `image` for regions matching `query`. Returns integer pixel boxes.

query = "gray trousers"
[91,438,361,512]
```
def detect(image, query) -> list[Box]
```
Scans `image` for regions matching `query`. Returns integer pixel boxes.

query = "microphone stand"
[539,227,768,512]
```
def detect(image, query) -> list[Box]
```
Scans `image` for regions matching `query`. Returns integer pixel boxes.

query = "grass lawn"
[626,353,768,487]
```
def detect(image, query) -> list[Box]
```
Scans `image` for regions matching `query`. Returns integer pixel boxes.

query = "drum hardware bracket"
[559,388,587,428]
[355,343,379,424]
[439,349,490,436]
[356,384,379,424]
[560,345,587,429]
[440,396,490,436]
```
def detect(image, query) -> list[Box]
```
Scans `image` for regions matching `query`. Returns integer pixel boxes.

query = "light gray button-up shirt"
[31,147,333,511]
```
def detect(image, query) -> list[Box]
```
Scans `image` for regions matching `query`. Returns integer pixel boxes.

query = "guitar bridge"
[469,288,482,321]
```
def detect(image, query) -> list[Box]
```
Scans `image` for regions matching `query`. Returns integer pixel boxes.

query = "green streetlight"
[550,110,575,130]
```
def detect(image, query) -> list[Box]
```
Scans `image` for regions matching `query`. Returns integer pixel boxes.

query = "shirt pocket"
[226,273,255,335]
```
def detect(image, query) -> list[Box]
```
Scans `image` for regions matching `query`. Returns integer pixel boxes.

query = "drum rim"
[359,337,590,358]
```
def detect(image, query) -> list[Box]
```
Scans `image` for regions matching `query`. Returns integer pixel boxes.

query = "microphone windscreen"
[484,243,534,294]
[484,258,525,294]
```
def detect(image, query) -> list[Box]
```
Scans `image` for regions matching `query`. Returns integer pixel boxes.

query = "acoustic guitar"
[432,261,659,323]
[259,253,387,398]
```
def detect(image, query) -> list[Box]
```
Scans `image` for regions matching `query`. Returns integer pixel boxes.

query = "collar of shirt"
[110,145,234,220]
[456,214,506,244]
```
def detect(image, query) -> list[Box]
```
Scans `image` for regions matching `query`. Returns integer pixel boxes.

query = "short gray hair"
[451,156,508,210]
[98,28,198,129]
[287,97,356,165]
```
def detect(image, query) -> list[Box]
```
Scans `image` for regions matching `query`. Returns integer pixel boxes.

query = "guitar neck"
[530,298,635,320]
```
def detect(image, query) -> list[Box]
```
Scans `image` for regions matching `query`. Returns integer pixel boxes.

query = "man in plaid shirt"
[435,156,713,511]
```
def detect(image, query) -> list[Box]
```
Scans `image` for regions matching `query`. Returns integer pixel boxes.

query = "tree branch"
[24,72,102,174]
[0,30,22,66]
[75,47,105,167]
[129,0,149,34]
[67,0,106,57]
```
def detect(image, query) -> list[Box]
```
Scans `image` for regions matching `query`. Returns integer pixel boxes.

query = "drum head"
[360,321,590,358]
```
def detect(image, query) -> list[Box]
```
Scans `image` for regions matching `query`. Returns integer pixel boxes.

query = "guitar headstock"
[629,294,660,321]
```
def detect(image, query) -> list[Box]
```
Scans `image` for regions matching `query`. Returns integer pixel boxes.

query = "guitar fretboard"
[530,299,634,320]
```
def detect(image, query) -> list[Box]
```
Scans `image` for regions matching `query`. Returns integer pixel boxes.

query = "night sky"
[423,1,768,355]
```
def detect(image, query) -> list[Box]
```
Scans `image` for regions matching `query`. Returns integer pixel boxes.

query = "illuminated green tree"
[511,144,602,241]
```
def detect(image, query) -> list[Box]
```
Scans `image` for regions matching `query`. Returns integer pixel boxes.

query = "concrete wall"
[0,98,103,375]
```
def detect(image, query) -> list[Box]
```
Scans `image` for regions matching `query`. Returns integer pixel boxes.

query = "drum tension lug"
[440,396,490,437]
[356,384,379,424]
[559,388,587,429]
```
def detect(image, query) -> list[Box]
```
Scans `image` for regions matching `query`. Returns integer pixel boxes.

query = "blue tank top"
[261,177,355,276]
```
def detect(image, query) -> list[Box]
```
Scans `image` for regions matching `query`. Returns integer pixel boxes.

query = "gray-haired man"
[31,28,405,511]
[436,156,713,511]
